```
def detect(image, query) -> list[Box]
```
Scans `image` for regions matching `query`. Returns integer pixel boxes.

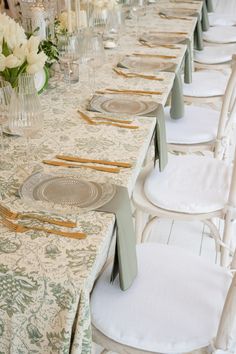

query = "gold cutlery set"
[96,88,163,96]
[113,68,165,81]
[0,203,86,239]
[43,154,132,174]
[77,110,139,129]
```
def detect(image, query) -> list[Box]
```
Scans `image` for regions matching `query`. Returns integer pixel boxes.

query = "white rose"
[27,52,40,65]
[5,54,20,68]
[27,36,40,53]
[27,51,47,66]
[26,62,43,74]
[13,44,28,65]
[0,54,6,71]
[1,14,26,50]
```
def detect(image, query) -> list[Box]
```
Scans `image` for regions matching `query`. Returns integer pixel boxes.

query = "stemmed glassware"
[81,32,105,94]
[130,0,147,38]
[57,33,80,84]
[8,73,43,172]
[0,80,12,155]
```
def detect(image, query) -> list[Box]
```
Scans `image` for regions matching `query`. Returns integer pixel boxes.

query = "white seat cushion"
[183,70,228,97]
[194,44,236,64]
[144,155,231,213]
[209,13,236,27]
[165,105,219,144]
[203,26,236,44]
[91,243,231,353]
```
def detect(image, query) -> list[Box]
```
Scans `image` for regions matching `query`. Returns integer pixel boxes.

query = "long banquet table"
[0,1,205,353]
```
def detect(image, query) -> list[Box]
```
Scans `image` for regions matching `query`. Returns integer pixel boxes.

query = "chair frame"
[133,142,236,267]
[168,57,236,159]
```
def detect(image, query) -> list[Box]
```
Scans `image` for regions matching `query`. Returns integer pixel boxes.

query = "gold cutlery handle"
[18,213,77,228]
[23,224,86,239]
[42,160,120,173]
[132,53,177,59]
[92,116,133,124]
[96,89,162,96]
[55,155,132,168]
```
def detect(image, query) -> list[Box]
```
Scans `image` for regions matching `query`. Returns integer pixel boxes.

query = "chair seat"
[194,44,236,64]
[209,13,236,27]
[183,70,228,97]
[203,26,236,44]
[91,243,231,353]
[144,155,231,213]
[165,105,219,144]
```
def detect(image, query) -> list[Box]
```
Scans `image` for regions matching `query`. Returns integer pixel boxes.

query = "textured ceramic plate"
[119,56,174,72]
[140,34,185,45]
[160,9,197,17]
[19,172,116,209]
[90,95,159,116]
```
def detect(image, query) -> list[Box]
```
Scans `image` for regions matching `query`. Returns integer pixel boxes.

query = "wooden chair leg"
[221,211,234,267]
[203,219,221,255]
[135,209,145,244]
[141,216,159,243]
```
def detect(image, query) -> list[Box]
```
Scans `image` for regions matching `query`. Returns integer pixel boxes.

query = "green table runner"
[153,104,168,171]
[194,14,204,50]
[97,186,137,291]
[202,0,210,31]
[170,71,184,120]
[206,0,214,12]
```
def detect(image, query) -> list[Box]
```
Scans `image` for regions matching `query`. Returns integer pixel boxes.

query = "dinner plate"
[90,95,159,116]
[160,9,197,17]
[119,56,174,72]
[19,172,116,210]
[140,33,186,45]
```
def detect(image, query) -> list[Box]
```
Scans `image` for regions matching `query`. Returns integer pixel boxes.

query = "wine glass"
[103,7,122,49]
[0,80,12,154]
[57,33,80,84]
[130,0,147,38]
[81,32,105,94]
[8,73,43,172]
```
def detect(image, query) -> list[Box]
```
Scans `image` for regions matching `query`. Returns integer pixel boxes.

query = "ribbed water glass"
[8,73,43,171]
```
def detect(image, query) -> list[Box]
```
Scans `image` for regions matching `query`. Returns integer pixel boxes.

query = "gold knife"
[131,53,177,59]
[42,160,120,173]
[55,155,133,168]
[96,88,163,96]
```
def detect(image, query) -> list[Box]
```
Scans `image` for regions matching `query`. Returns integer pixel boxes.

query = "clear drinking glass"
[130,0,147,38]
[57,33,80,84]
[103,8,122,49]
[0,80,12,154]
[8,73,43,172]
[81,32,105,94]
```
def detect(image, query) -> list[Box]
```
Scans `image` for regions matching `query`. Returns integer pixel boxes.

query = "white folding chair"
[91,242,236,354]
[132,145,236,267]
[183,69,230,104]
[203,26,236,45]
[165,57,236,158]
[194,44,236,70]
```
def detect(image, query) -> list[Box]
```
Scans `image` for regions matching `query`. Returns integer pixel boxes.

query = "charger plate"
[119,56,174,72]
[90,95,158,116]
[140,34,186,45]
[19,172,116,210]
[160,9,197,17]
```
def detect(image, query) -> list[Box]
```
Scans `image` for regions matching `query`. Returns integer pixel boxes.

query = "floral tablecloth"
[0,2,204,353]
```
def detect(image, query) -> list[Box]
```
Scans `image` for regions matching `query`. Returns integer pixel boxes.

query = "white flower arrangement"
[0,13,47,87]
[90,0,118,9]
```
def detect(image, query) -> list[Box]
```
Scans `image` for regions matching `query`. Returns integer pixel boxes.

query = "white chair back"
[215,55,236,159]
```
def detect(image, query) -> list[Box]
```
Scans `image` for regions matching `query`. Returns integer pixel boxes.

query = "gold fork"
[0,203,76,228]
[1,217,86,240]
